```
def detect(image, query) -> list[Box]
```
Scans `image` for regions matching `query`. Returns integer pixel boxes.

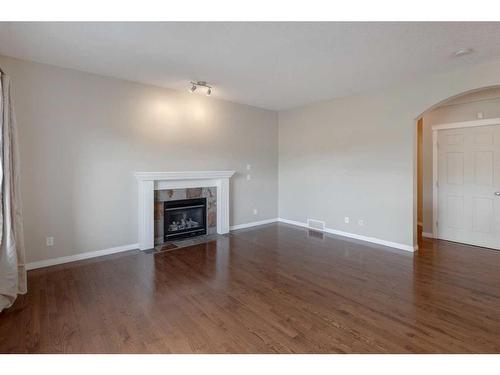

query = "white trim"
[422,232,434,238]
[432,129,438,238]
[278,218,415,252]
[278,218,313,230]
[134,171,235,181]
[432,117,500,131]
[155,178,219,190]
[26,243,139,270]
[135,170,235,250]
[432,118,500,241]
[25,217,415,270]
[230,218,278,230]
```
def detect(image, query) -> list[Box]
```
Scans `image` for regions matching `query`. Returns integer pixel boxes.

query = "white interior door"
[437,124,500,249]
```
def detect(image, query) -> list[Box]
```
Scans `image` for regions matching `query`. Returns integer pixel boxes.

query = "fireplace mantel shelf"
[135,170,235,250]
[135,171,235,181]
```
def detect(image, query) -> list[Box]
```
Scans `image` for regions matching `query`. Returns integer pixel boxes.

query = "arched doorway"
[415,86,500,250]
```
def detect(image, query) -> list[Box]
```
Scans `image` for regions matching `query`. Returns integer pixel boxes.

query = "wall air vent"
[307,219,325,231]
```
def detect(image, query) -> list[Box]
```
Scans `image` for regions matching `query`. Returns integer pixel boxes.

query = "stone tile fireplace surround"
[135,171,235,250]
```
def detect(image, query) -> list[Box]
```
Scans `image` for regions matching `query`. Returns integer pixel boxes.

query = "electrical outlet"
[253,208,258,215]
[344,216,350,224]
[46,237,54,247]
[246,164,251,171]
[358,219,365,226]
[246,174,251,181]
[477,112,484,119]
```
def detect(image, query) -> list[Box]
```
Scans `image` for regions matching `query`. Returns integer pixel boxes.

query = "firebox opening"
[164,198,207,241]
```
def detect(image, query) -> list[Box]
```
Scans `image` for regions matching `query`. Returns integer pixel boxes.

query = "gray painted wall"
[0,56,278,263]
[278,57,500,248]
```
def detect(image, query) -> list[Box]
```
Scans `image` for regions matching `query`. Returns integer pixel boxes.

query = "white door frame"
[432,117,500,238]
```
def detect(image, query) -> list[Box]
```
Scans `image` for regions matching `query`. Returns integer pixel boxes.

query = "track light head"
[453,47,474,58]
[189,81,213,96]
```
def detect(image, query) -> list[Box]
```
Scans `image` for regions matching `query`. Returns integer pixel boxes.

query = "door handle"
[495,192,500,196]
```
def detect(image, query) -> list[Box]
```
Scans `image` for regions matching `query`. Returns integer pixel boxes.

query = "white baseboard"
[26,216,415,270]
[26,243,139,270]
[422,232,434,238]
[278,218,415,252]
[230,218,278,231]
[26,218,278,270]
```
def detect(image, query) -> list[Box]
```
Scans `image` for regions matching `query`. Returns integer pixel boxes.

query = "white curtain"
[0,69,26,312]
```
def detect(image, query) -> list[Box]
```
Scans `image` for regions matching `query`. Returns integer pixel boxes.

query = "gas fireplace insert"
[164,198,207,241]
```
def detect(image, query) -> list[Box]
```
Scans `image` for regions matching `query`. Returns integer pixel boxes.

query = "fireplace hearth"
[164,198,207,241]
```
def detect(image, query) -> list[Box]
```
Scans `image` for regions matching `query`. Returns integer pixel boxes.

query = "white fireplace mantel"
[135,171,235,250]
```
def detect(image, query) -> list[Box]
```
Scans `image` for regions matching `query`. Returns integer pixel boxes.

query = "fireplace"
[164,198,207,241]
[135,171,235,250]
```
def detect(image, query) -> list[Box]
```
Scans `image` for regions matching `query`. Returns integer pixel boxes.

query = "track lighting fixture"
[189,81,212,96]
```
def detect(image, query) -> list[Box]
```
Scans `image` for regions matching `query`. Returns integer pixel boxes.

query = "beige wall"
[0,55,279,263]
[279,57,500,248]
[421,87,500,233]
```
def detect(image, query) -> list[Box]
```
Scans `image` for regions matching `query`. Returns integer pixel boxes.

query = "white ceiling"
[1,22,500,110]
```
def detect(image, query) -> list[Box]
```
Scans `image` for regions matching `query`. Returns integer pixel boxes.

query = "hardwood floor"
[1,222,500,353]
